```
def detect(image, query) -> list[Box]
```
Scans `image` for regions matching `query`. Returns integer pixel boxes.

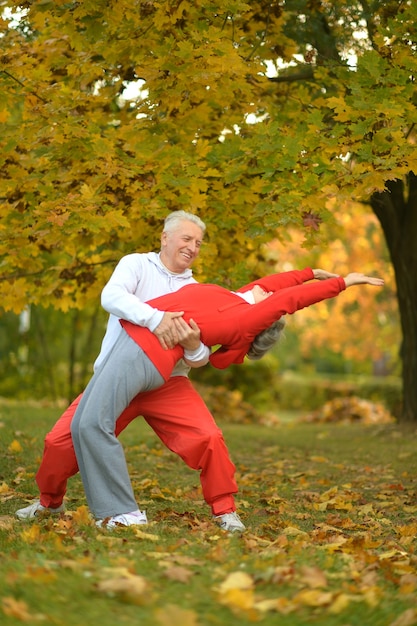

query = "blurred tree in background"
[0,1,414,417]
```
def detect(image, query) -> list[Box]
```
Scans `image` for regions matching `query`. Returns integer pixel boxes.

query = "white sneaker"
[96,509,148,529]
[16,499,65,520]
[214,511,246,533]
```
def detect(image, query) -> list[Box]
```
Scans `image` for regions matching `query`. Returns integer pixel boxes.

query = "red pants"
[36,377,237,516]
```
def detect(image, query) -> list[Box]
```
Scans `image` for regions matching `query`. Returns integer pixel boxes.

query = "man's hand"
[173,317,201,351]
[153,311,184,350]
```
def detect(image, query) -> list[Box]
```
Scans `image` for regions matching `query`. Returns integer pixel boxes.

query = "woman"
[71,268,384,527]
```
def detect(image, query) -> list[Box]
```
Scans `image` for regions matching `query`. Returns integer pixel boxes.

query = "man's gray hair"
[163,210,206,234]
[247,318,286,360]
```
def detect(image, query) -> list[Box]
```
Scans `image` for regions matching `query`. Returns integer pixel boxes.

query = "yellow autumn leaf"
[309,455,329,463]
[217,571,255,613]
[254,597,295,615]
[0,516,14,531]
[95,574,150,605]
[293,589,334,607]
[79,184,96,199]
[133,528,160,541]
[217,571,254,593]
[328,593,353,614]
[20,524,42,544]
[163,565,194,583]
[23,565,57,584]
[2,596,44,622]
[298,565,328,589]
[398,573,417,595]
[379,549,409,562]
[282,526,309,537]
[219,587,255,611]
[66,505,92,525]
[155,604,199,626]
[389,608,417,626]
[8,440,22,453]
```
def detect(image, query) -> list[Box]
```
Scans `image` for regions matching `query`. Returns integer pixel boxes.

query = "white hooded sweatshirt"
[94,252,207,375]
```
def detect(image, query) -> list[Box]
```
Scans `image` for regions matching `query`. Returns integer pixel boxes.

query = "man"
[16,210,245,532]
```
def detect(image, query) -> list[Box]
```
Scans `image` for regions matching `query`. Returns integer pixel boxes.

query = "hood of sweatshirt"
[147,251,196,284]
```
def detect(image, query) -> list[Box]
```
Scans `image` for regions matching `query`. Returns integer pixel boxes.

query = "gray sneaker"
[16,499,65,520]
[214,511,246,533]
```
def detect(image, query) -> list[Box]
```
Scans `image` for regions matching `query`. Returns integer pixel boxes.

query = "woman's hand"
[312,269,340,280]
[344,273,385,287]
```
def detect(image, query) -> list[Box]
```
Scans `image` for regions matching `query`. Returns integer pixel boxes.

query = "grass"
[1,399,417,626]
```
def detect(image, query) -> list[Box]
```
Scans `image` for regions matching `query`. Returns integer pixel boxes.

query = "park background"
[0,2,416,625]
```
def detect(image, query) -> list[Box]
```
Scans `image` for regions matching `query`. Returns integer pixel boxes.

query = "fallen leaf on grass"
[133,528,159,541]
[378,549,409,562]
[0,516,14,531]
[172,555,203,567]
[302,397,395,424]
[293,588,334,607]
[64,505,91,525]
[217,571,254,593]
[282,526,309,537]
[23,565,57,584]
[399,573,417,595]
[327,592,352,614]
[397,523,417,539]
[254,597,295,615]
[162,565,195,583]
[8,440,23,453]
[96,534,126,547]
[95,573,150,605]
[217,571,256,614]
[155,604,199,626]
[144,551,172,561]
[389,608,417,626]
[53,558,93,572]
[2,596,45,621]
[298,565,328,589]
[20,524,42,544]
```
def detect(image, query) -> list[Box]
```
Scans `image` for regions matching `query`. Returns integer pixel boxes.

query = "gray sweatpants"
[71,330,164,519]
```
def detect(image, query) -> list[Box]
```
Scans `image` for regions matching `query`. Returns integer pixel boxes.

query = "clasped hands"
[153,311,201,351]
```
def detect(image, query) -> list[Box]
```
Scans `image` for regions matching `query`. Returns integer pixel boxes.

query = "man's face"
[160,220,204,273]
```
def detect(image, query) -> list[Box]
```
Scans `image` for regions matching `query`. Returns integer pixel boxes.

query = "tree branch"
[1,69,48,104]
[268,66,315,83]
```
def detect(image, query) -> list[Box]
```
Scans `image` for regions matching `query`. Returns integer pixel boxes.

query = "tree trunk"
[371,173,417,422]
[67,305,103,403]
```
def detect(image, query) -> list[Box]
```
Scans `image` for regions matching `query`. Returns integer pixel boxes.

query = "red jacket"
[121,268,346,380]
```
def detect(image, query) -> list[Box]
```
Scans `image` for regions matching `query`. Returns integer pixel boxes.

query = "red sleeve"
[236,268,314,294]
[209,276,346,370]
[209,346,246,369]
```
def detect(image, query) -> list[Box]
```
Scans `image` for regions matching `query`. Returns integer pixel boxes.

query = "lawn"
[0,399,416,626]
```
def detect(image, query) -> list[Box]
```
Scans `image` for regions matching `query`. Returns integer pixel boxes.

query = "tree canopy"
[1,0,415,310]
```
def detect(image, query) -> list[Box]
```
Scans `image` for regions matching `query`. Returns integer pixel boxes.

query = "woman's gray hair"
[247,318,286,360]
[163,210,206,234]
